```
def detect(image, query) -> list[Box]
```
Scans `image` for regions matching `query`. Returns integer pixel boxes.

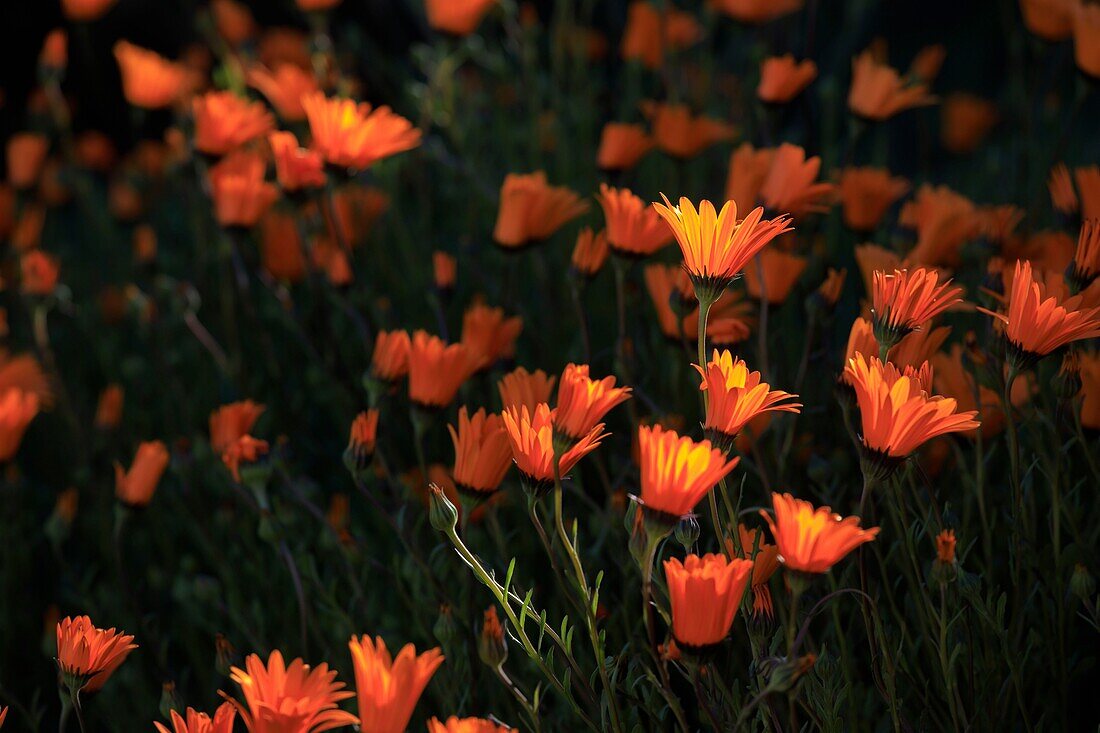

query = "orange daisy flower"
[502,403,605,495]
[837,167,909,233]
[209,400,265,454]
[498,366,556,413]
[154,703,237,733]
[848,48,935,121]
[348,636,443,733]
[596,122,654,172]
[113,41,189,110]
[248,64,319,122]
[761,492,879,573]
[664,553,754,649]
[940,93,999,155]
[598,184,673,258]
[816,267,848,310]
[636,425,738,521]
[0,388,40,462]
[695,349,801,451]
[94,384,124,429]
[55,616,137,692]
[225,650,357,732]
[193,91,274,158]
[870,268,962,351]
[461,303,523,371]
[642,102,736,159]
[426,0,497,35]
[207,151,278,228]
[427,716,514,733]
[620,1,702,70]
[554,363,631,440]
[260,210,307,283]
[221,435,270,483]
[302,93,421,171]
[371,330,412,382]
[571,227,610,277]
[1072,2,1100,78]
[899,184,980,267]
[493,172,587,249]
[759,143,834,216]
[449,407,512,497]
[1071,219,1100,291]
[6,133,49,190]
[741,248,808,304]
[408,331,477,409]
[724,143,776,214]
[114,440,169,507]
[757,55,817,104]
[347,409,379,462]
[269,132,325,191]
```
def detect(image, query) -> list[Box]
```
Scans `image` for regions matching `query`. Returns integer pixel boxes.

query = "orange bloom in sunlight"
[502,403,606,493]
[1072,219,1100,289]
[222,435,270,483]
[759,143,834,216]
[696,350,800,447]
[1049,164,1078,215]
[1021,0,1073,40]
[642,102,736,159]
[979,259,1100,363]
[664,553,753,649]
[0,388,40,462]
[302,93,421,171]
[653,195,792,298]
[621,1,702,70]
[348,636,443,733]
[408,331,477,408]
[208,151,278,227]
[845,353,980,462]
[226,650,357,732]
[571,227,610,277]
[248,64,319,121]
[6,133,49,189]
[20,250,60,295]
[1078,351,1100,429]
[596,123,653,171]
[113,43,188,110]
[269,132,325,191]
[493,172,587,248]
[1072,3,1100,77]
[871,268,962,346]
[742,247,807,304]
[115,440,170,507]
[449,407,512,496]
[757,55,817,104]
[636,425,738,519]
[838,167,909,232]
[941,93,999,154]
[427,717,513,733]
[708,0,803,23]
[725,143,776,213]
[210,400,265,454]
[848,49,935,121]
[554,363,631,440]
[498,366,556,413]
[426,0,497,35]
[762,493,879,573]
[155,704,237,733]
[461,303,523,370]
[56,616,136,692]
[371,330,412,382]
[260,210,307,283]
[61,0,117,21]
[193,92,274,157]
[598,184,673,258]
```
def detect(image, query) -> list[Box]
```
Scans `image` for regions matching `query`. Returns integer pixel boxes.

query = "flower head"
[302,93,421,171]
[502,404,605,495]
[1072,219,1100,290]
[62,0,117,21]
[664,553,753,649]
[620,1,702,70]
[598,184,673,258]
[461,303,523,371]
[941,93,999,155]
[226,650,357,733]
[348,636,443,733]
[113,42,188,110]
[449,407,512,496]
[724,143,776,214]
[848,49,935,121]
[408,331,477,409]
[210,400,265,453]
[426,0,497,35]
[757,55,817,104]
[154,704,237,733]
[708,0,803,23]
[248,64,319,122]
[222,435,270,483]
[761,492,879,573]
[498,367,556,413]
[596,123,653,172]
[642,102,736,159]
[695,350,800,449]
[759,143,834,216]
[194,92,274,157]
[434,252,457,290]
[1049,163,1078,215]
[838,167,909,233]
[871,268,962,348]
[115,440,169,507]
[371,330,412,382]
[899,184,979,267]
[1072,2,1100,78]
[1021,0,1073,40]
[427,717,514,733]
[269,132,325,191]
[56,616,137,692]
[741,248,808,304]
[0,388,39,461]
[493,172,587,249]
[637,425,738,520]
[208,151,278,228]
[554,363,631,440]
[935,529,957,564]
[349,409,379,460]
[571,227,610,277]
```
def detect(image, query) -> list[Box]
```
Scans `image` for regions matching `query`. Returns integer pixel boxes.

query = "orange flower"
[732,524,780,618]
[502,403,605,493]
[724,143,776,213]
[1020,0,1073,40]
[222,435,270,483]
[371,330,411,382]
[260,210,307,283]
[226,650,357,732]
[644,263,695,339]
[115,440,169,507]
[596,123,653,172]
[426,0,497,35]
[598,184,673,258]
[0,707,7,729]
[636,425,738,519]
[461,303,523,371]
[20,250,60,295]
[664,553,753,648]
[761,492,879,573]
[208,151,278,228]
[427,717,514,733]
[741,248,807,304]
[55,616,136,692]
[909,44,947,82]
[1072,219,1100,289]
[1075,166,1100,220]
[898,185,979,267]
[498,366,556,413]
[94,384,124,429]
[845,353,980,464]
[302,92,421,171]
[554,363,631,440]
[941,93,999,154]
[871,268,962,348]
[328,187,390,245]
[696,350,800,448]
[707,0,803,23]
[838,167,909,233]
[979,259,1100,364]
[349,409,379,460]
[757,55,817,104]
[39,29,67,70]
[493,172,587,249]
[408,331,477,408]
[935,529,956,564]
[642,102,736,158]
[1072,2,1100,77]
[193,92,274,157]
[212,0,256,46]
[653,194,792,300]
[348,636,443,733]
[620,1,701,70]
[247,64,318,121]
[1078,350,1100,429]
[297,0,342,10]
[210,400,265,454]
[61,0,117,21]
[0,388,40,462]
[1049,163,1078,215]
[571,227,609,277]
[434,251,457,290]
[155,703,237,733]
[269,132,325,191]
[449,407,512,496]
[816,267,847,309]
[6,133,49,189]
[759,143,834,216]
[848,49,935,121]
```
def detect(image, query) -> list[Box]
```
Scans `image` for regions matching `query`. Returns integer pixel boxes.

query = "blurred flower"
[302,93,421,171]
[979,205,1024,245]
[816,267,848,309]
[94,384,124,429]
[20,250,60,295]
[596,123,653,172]
[1079,350,1100,429]
[210,400,265,454]
[498,366,556,413]
[1075,166,1100,219]
[132,224,157,264]
[1072,219,1100,290]
[644,263,695,339]
[900,184,979,266]
[871,268,962,347]
[761,493,878,573]
[348,409,379,462]
[0,706,6,728]
[664,553,753,649]
[1072,2,1100,77]
[935,529,957,565]
[115,440,170,507]
[371,330,412,382]
[493,172,587,249]
[39,30,67,72]
[554,363,631,440]
[433,251,456,291]
[1049,163,1078,214]
[642,102,736,158]
[502,403,605,494]
[908,44,947,82]
[408,331,477,408]
[113,42,189,110]
[854,243,902,294]
[742,248,808,304]
[221,435,269,483]
[707,0,803,23]
[193,92,274,157]
[848,49,935,121]
[598,184,673,258]
[12,204,45,251]
[757,55,817,104]
[61,0,116,21]
[226,650,357,732]
[1020,0,1074,40]
[838,167,909,233]
[725,143,775,213]
[208,151,278,228]
[0,389,39,462]
[932,345,1028,438]
[426,0,497,35]
[297,0,342,9]
[212,0,256,46]
[327,187,389,246]
[7,132,49,190]
[449,407,512,497]
[348,636,442,733]
[269,132,325,191]
[260,210,307,283]
[428,716,513,733]
[571,227,610,277]
[941,93,999,154]
[461,302,523,371]
[247,64,318,122]
[621,1,702,70]
[55,616,136,692]
[154,703,237,733]
[696,350,800,449]
[636,425,738,519]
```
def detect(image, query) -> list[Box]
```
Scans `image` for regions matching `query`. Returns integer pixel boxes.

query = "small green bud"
[428,483,459,532]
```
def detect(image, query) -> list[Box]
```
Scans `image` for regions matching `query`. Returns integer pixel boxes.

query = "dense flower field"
[1,0,1099,730]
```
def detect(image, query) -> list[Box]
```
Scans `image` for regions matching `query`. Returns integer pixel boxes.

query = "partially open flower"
[571,227,610,277]
[348,636,443,733]
[498,367,556,413]
[620,1,702,69]
[899,184,979,267]
[210,400,265,454]
[761,492,879,573]
[493,172,587,249]
[664,553,753,650]
[642,102,736,159]
[247,64,318,122]
[408,331,477,409]
[598,184,673,259]
[941,93,999,155]
[725,143,776,215]
[56,615,136,693]
[371,331,412,382]
[596,123,653,172]
[20,250,60,295]
[193,91,274,157]
[848,48,935,121]
[434,251,457,291]
[115,440,170,507]
[695,350,800,452]
[757,55,817,104]
[345,409,379,478]
[1071,219,1100,291]
[302,92,421,171]
[449,407,512,498]
[6,133,49,190]
[554,363,631,441]
[221,435,270,483]
[428,716,514,733]
[154,704,237,733]
[502,403,605,495]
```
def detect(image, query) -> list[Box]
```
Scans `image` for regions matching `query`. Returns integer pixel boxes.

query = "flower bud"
[159,682,181,719]
[429,483,459,532]
[674,513,701,552]
[433,604,458,648]
[214,633,236,676]
[477,606,508,668]
[1071,564,1096,602]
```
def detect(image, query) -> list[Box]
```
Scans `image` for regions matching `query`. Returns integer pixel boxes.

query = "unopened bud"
[674,513,701,552]
[1071,564,1096,602]
[477,606,508,668]
[428,483,458,532]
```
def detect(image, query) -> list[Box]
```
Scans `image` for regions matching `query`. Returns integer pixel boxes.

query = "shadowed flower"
[1072,3,1100,77]
[1049,164,1078,215]
[20,250,60,295]
[408,331,478,408]
[193,92,274,157]
[154,703,237,733]
[848,48,935,121]
[0,707,8,728]
[742,248,808,304]
[909,44,947,82]
[210,400,265,454]
[596,123,653,172]
[695,350,800,450]
[761,492,879,573]
[724,143,775,213]
[1072,219,1100,291]
[208,151,278,227]
[327,187,390,245]
[371,330,412,382]
[554,363,631,440]
[498,367,556,413]
[248,64,319,121]
[269,132,325,191]
[1078,350,1100,429]
[348,636,443,733]
[502,403,605,494]
[222,435,270,483]
[260,210,307,283]
[115,440,169,507]
[297,0,342,10]
[1075,166,1100,219]
[302,93,421,171]
[571,227,610,277]
[449,407,512,497]
[61,0,116,20]
[931,343,1030,438]
[427,717,514,733]
[426,0,497,35]
[664,553,753,649]
[434,252,456,291]
[94,384,124,429]
[899,184,979,267]
[1021,0,1073,40]
[461,303,523,371]
[871,268,962,349]
[40,29,67,71]
[642,102,736,159]
[7,133,49,189]
[493,172,587,249]
[759,143,834,216]
[935,529,957,564]
[816,267,847,309]
[838,167,909,233]
[732,525,780,619]
[598,184,673,258]
[226,650,357,733]
[56,616,136,692]
[348,409,379,462]
[637,425,738,520]
[620,1,702,70]
[757,55,817,104]
[708,0,803,23]
[0,388,40,462]
[941,93,999,154]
